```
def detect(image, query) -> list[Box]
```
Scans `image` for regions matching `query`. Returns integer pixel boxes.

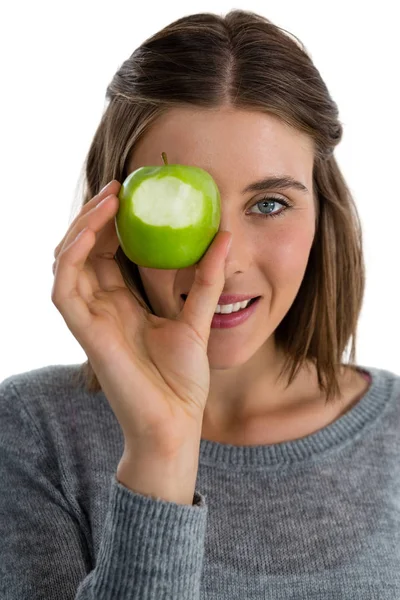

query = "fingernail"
[100,181,113,194]
[224,233,232,257]
[95,194,113,209]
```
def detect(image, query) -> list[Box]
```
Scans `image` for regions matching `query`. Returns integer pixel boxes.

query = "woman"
[1,9,399,599]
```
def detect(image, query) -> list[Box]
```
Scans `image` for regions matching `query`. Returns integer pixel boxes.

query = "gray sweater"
[1,362,400,599]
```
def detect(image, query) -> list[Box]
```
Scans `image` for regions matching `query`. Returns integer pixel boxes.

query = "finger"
[53,194,126,291]
[51,227,97,336]
[53,180,121,259]
[56,190,119,264]
[87,199,128,291]
[53,180,120,258]
[52,196,118,275]
[176,230,232,345]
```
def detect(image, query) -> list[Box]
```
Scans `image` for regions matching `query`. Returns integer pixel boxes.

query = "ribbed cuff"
[92,474,208,599]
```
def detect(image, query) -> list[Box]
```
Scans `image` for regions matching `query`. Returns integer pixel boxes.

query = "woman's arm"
[0,378,208,599]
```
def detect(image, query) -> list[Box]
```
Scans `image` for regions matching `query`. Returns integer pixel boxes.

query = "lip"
[181,293,259,305]
[211,296,261,329]
[180,294,262,329]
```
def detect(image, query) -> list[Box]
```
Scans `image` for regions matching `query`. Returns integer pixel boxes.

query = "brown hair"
[75,9,365,404]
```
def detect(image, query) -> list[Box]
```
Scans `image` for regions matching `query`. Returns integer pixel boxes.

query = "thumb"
[177,230,232,345]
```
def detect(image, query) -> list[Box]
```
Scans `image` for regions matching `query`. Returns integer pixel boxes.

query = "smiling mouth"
[181,295,261,306]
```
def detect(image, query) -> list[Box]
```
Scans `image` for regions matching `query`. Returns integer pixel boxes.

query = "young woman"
[1,9,399,599]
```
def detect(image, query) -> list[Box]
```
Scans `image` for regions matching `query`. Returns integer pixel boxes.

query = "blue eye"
[249,196,294,220]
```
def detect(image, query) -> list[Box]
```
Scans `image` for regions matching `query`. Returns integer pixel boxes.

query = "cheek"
[138,267,178,314]
[261,224,314,281]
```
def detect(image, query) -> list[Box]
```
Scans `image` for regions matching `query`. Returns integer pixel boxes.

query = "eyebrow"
[242,175,309,195]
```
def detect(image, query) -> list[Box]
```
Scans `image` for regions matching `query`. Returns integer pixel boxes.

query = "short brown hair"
[75,10,365,404]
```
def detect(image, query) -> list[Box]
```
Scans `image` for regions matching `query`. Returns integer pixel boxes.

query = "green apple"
[115,152,221,269]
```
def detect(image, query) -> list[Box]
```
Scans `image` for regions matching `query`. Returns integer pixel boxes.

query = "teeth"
[215,299,252,314]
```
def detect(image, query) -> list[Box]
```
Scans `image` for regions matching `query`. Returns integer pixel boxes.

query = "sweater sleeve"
[0,378,208,600]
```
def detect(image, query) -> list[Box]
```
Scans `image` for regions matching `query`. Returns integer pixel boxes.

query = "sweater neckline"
[198,366,391,469]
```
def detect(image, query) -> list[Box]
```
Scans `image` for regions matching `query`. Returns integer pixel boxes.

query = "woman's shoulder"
[0,363,112,431]
[354,364,400,423]
[365,364,400,388]
[0,363,89,407]
[0,363,121,466]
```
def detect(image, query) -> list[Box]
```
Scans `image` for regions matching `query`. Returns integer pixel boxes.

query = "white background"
[1,0,399,382]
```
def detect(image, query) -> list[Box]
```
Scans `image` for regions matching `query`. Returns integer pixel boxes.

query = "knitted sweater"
[0,363,399,599]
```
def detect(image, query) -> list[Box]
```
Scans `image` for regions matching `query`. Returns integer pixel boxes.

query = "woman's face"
[127,106,316,369]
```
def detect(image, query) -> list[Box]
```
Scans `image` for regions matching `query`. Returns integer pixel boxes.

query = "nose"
[218,220,252,278]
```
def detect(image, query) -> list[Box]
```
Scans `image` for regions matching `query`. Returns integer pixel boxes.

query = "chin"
[207,345,253,370]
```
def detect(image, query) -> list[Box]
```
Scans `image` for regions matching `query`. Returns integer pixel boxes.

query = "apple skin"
[115,164,221,269]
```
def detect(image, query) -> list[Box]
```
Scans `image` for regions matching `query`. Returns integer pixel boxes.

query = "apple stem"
[161,152,168,165]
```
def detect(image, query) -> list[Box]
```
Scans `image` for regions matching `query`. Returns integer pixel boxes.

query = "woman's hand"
[52,180,231,459]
